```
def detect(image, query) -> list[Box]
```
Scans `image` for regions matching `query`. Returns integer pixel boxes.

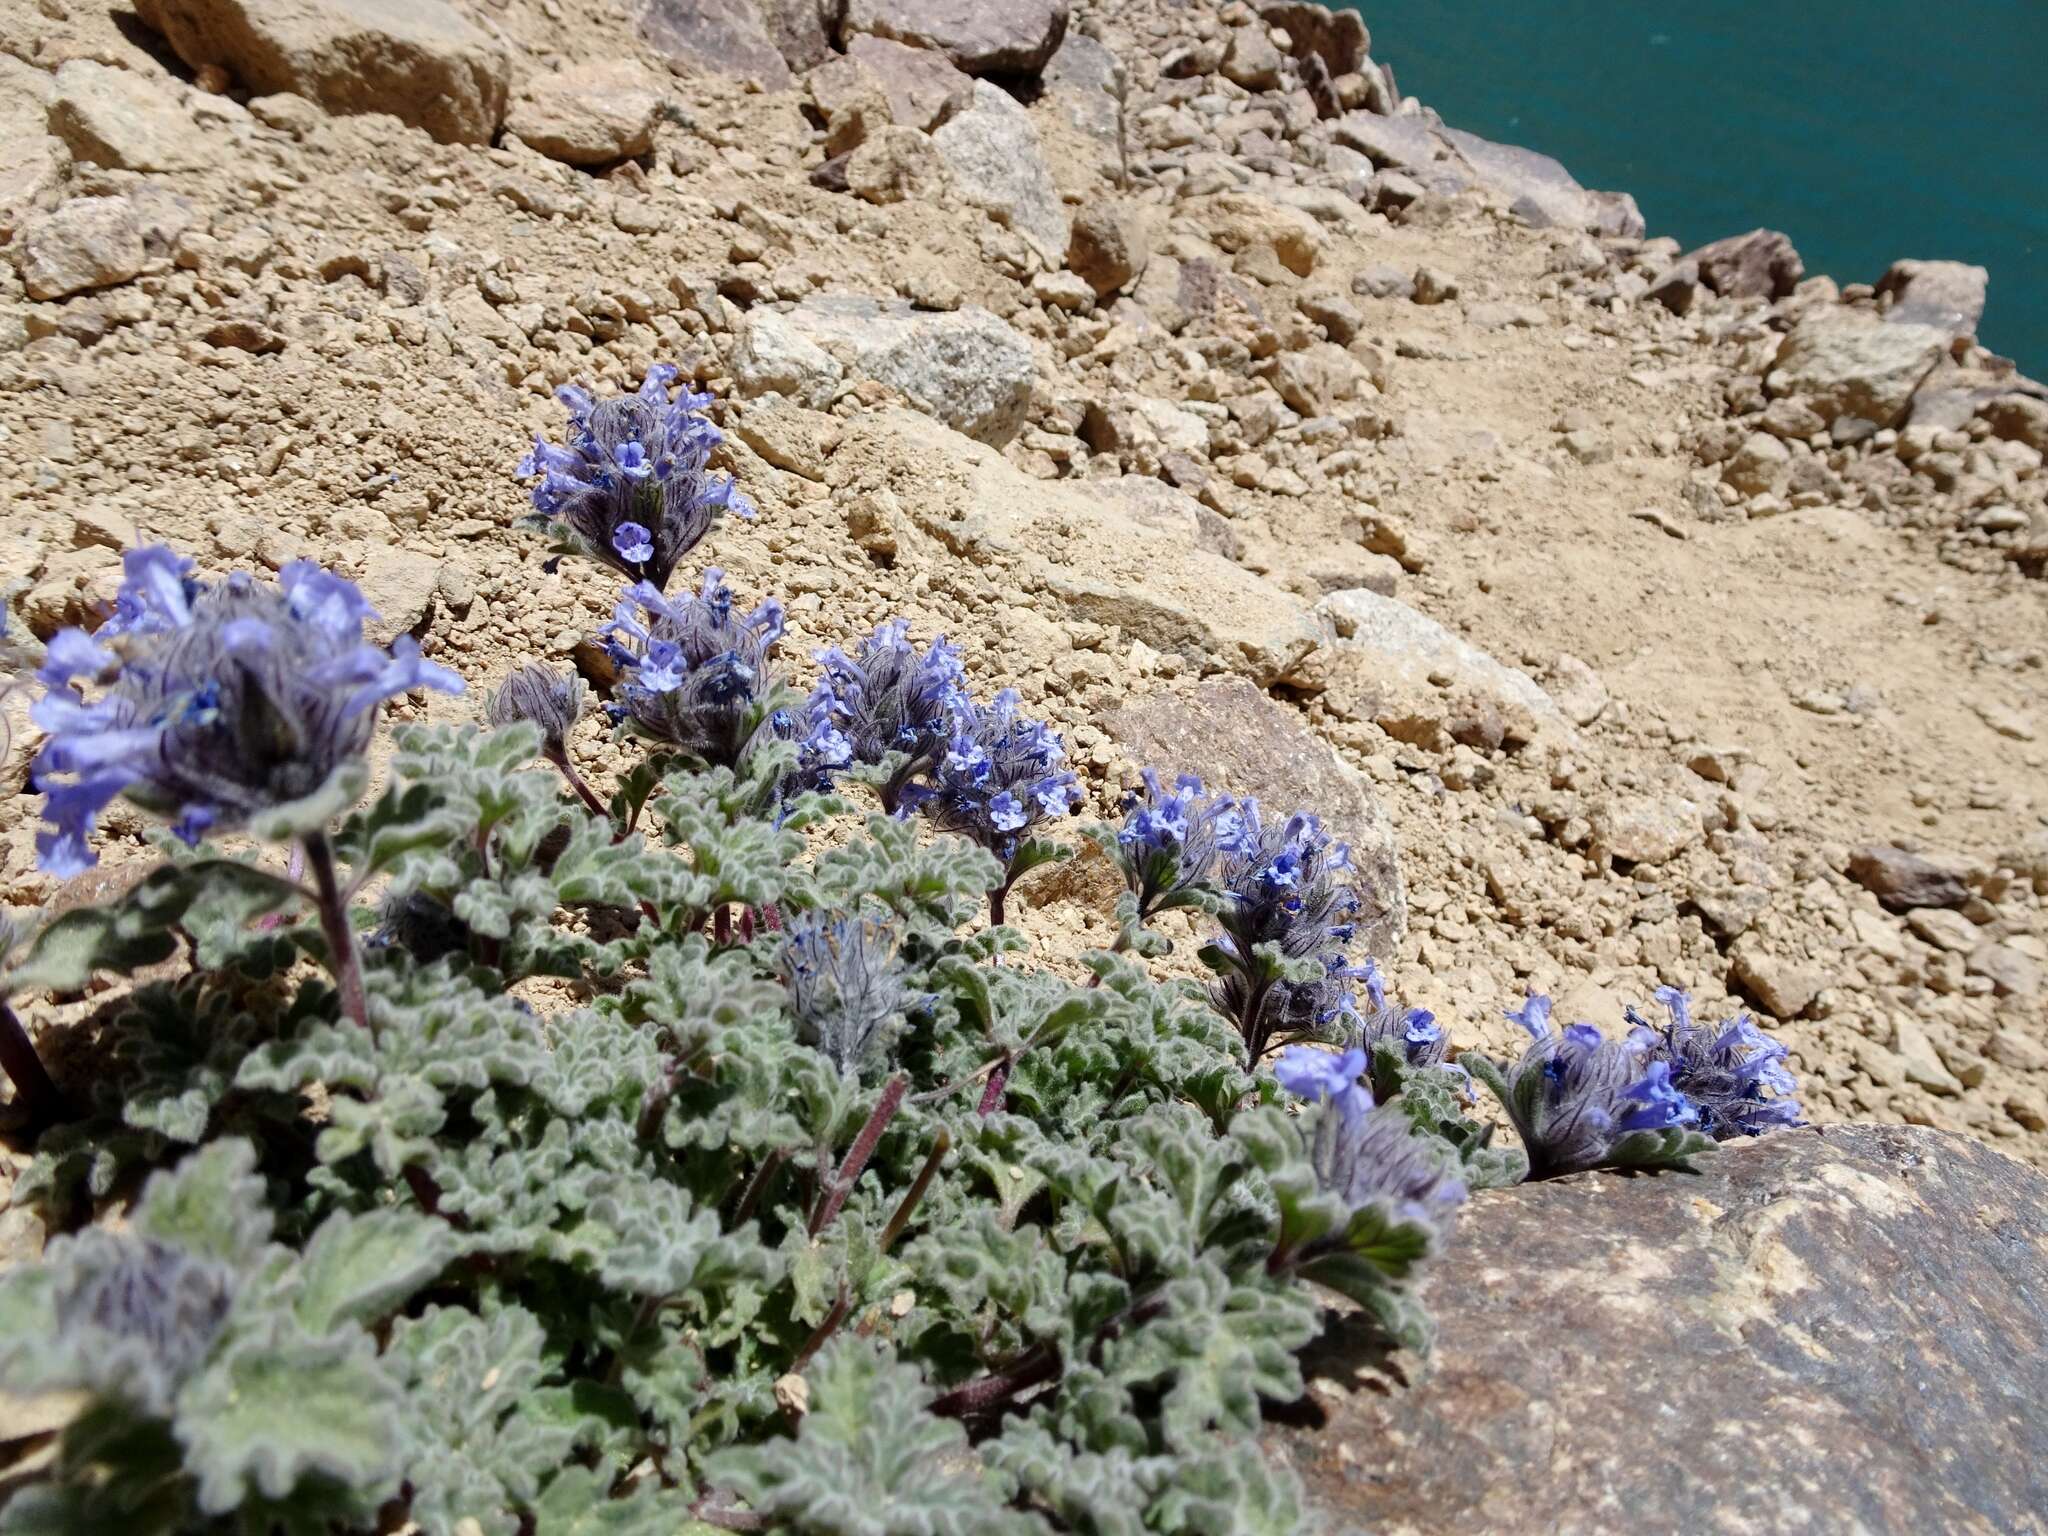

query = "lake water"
[1354,1,2048,373]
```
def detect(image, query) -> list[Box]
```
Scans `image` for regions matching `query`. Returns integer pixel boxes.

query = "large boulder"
[842,34,973,129]
[1329,112,1640,235]
[733,296,1035,445]
[1302,589,1568,751]
[871,410,1323,685]
[1101,678,1405,958]
[929,80,1069,265]
[1253,0,1369,76]
[1875,258,1989,339]
[840,0,1069,75]
[47,60,211,172]
[1771,313,1950,429]
[134,0,510,144]
[1690,226,1804,299]
[637,0,794,90]
[1271,1125,2048,1535]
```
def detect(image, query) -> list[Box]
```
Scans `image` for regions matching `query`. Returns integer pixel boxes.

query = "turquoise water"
[1357,2,2048,373]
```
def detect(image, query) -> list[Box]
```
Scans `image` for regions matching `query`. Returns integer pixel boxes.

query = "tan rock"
[47,60,210,172]
[505,61,664,166]
[846,125,947,206]
[14,196,146,301]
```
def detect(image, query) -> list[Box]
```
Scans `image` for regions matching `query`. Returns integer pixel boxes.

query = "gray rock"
[728,310,845,410]
[1728,934,1822,1019]
[1846,844,1971,912]
[505,61,664,165]
[840,0,1069,75]
[1685,227,1804,299]
[1771,314,1949,429]
[47,60,210,172]
[1039,29,1121,144]
[930,81,1068,265]
[1220,25,1286,91]
[1440,125,1644,237]
[753,0,838,71]
[638,0,793,90]
[135,0,510,145]
[1876,258,1988,338]
[1101,678,1405,959]
[876,410,1322,685]
[763,296,1035,445]
[1904,906,1978,955]
[1722,430,1790,496]
[13,196,146,301]
[1274,1125,2048,1536]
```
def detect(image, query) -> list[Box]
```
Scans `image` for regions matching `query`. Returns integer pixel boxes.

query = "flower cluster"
[1633,987,1805,1139]
[31,547,463,876]
[1206,802,1365,1061]
[487,663,587,760]
[779,915,916,1075]
[1110,769,1245,921]
[1343,957,1451,1073]
[516,363,752,591]
[1479,996,1702,1177]
[811,621,968,811]
[602,569,787,769]
[904,688,1078,878]
[1273,1045,1468,1229]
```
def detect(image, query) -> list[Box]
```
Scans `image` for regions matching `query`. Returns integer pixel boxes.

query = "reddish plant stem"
[302,831,369,1035]
[0,1002,66,1132]
[789,1286,852,1375]
[808,1073,906,1238]
[547,748,610,821]
[878,1128,950,1254]
[713,905,732,946]
[730,1147,786,1226]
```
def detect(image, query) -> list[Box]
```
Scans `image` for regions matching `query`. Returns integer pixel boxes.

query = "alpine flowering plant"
[515,361,752,591]
[0,383,1813,1536]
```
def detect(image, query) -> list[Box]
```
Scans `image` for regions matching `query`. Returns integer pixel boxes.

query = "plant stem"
[878,1128,949,1254]
[809,1073,906,1238]
[0,1001,66,1131]
[788,1286,852,1375]
[547,747,610,821]
[730,1147,786,1226]
[302,831,369,1034]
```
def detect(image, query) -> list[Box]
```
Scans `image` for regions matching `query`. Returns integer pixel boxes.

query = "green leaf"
[247,760,369,843]
[293,1209,459,1335]
[172,1318,401,1516]
[532,1469,697,1536]
[134,1140,272,1270]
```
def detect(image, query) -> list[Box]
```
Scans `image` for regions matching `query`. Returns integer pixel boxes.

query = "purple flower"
[1476,996,1704,1177]
[1274,1055,1467,1230]
[1111,769,1243,919]
[31,547,463,876]
[515,364,752,591]
[812,621,969,812]
[1632,987,1805,1139]
[1207,801,1365,1060]
[602,568,784,770]
[904,688,1077,872]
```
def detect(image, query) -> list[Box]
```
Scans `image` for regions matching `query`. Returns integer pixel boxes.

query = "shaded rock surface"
[135,0,511,144]
[637,0,794,89]
[840,0,1069,75]
[1877,258,1990,339]
[1273,1125,2048,1536]
[1101,677,1406,958]
[47,60,210,173]
[505,61,665,165]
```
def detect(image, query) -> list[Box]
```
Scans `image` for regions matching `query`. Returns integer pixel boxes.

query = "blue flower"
[1111,769,1244,920]
[1632,987,1805,1139]
[1274,1054,1467,1231]
[1480,995,1704,1176]
[811,620,968,811]
[904,687,1078,874]
[515,364,752,591]
[31,547,463,876]
[779,914,917,1075]
[1207,801,1365,1060]
[1273,1043,1368,1106]
[602,568,784,769]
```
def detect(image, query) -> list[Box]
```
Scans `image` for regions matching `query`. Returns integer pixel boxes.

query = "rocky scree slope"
[0,0,2044,1180]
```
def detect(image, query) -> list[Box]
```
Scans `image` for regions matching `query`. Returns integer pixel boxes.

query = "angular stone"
[840,0,1069,75]
[505,61,665,165]
[930,81,1068,265]
[875,410,1322,685]
[1968,943,2040,999]
[47,60,210,172]
[1440,125,1644,237]
[754,0,837,71]
[1541,653,1607,726]
[844,33,973,129]
[1304,588,1567,750]
[1254,0,1368,76]
[135,0,510,144]
[1266,342,1371,417]
[1040,29,1120,144]
[1723,429,1790,496]
[1728,934,1821,1019]
[1066,199,1154,297]
[1220,25,1286,91]
[1892,1016,1963,1096]
[1592,794,1703,867]
[759,296,1035,445]
[1905,906,1978,954]
[1771,314,1949,429]
[728,310,845,410]
[14,196,146,301]
[1100,677,1404,958]
[1681,227,1804,300]
[1875,258,1988,338]
[1846,844,1971,912]
[638,0,793,90]
[1275,1126,2048,1535]
[1978,392,2048,454]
